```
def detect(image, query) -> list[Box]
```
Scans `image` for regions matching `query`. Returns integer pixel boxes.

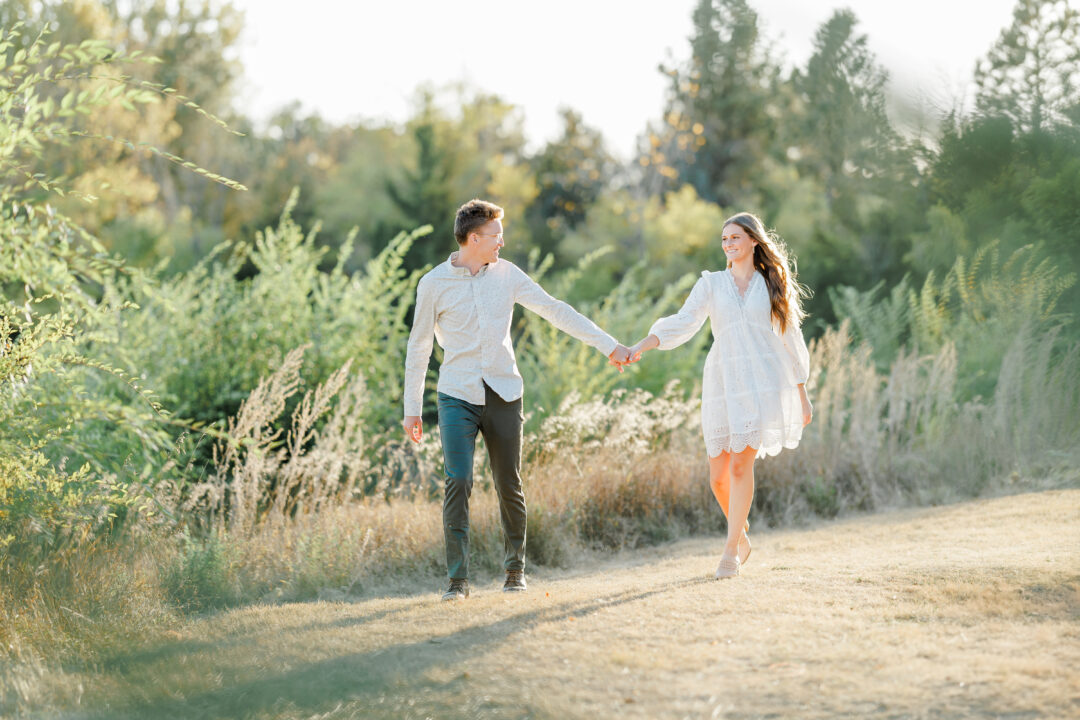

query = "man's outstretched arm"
[403,278,436,443]
[513,266,631,369]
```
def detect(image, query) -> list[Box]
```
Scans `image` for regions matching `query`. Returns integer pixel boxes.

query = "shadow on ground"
[84,575,711,720]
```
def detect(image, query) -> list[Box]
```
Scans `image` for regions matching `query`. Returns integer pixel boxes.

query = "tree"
[642,0,781,205]
[975,0,1080,133]
[385,93,461,270]
[0,0,249,268]
[791,9,898,219]
[385,87,530,269]
[0,22,243,562]
[526,108,616,258]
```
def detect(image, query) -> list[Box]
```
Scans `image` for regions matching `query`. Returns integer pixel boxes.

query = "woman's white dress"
[649,270,810,458]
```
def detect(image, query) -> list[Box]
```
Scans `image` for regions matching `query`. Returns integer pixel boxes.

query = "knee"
[730,459,755,480]
[494,472,524,500]
[443,479,471,530]
[444,471,473,500]
[709,472,727,493]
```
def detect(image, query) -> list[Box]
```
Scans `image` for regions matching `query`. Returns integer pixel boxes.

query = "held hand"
[608,343,632,373]
[403,415,423,443]
[628,334,659,363]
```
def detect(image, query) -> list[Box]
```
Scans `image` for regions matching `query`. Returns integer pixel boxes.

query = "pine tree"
[975,0,1080,133]
[792,9,897,218]
[642,0,781,204]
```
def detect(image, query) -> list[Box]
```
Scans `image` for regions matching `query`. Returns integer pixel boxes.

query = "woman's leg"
[710,450,751,564]
[707,451,732,518]
[723,446,757,559]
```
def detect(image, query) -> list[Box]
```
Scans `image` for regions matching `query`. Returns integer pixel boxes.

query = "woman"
[629,212,813,579]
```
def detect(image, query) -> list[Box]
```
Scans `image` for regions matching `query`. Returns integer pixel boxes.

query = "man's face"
[470,218,504,264]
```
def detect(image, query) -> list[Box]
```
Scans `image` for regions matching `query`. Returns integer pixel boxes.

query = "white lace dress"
[649,270,810,458]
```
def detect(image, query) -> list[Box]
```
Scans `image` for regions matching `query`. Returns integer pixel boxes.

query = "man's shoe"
[442,578,469,601]
[503,570,527,592]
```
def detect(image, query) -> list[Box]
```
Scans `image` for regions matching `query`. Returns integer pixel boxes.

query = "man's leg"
[479,384,526,575]
[437,393,482,582]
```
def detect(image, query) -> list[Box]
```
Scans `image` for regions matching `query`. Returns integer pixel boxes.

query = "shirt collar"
[446,251,497,277]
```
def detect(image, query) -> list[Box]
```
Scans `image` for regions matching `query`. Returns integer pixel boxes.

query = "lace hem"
[705,427,803,459]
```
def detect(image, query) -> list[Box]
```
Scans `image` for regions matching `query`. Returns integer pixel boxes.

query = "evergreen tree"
[975,0,1080,133]
[385,94,459,269]
[643,0,781,204]
[792,9,897,220]
[527,108,616,258]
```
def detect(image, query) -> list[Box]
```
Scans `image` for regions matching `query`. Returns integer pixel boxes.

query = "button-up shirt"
[403,253,618,417]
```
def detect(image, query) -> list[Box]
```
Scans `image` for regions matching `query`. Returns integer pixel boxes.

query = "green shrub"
[0,24,241,570]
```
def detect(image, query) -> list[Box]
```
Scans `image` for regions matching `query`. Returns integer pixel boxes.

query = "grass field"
[15,488,1080,719]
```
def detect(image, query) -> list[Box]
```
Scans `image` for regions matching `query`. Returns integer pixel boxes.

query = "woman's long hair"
[723,212,809,334]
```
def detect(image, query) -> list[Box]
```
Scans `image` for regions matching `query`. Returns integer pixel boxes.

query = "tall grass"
[124,320,1080,617]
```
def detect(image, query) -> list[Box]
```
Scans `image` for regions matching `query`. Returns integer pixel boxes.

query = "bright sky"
[233,0,1020,159]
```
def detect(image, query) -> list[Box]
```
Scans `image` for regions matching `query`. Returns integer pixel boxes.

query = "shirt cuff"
[648,326,669,350]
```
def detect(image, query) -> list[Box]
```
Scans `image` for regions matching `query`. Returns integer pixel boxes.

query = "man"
[403,199,631,601]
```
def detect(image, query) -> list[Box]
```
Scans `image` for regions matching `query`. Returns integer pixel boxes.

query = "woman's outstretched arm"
[636,274,711,360]
[629,333,660,362]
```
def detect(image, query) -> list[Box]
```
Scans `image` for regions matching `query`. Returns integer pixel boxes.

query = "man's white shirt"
[403,253,618,417]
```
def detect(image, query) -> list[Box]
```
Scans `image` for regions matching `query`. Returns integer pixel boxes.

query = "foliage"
[643,0,782,204]
[386,87,529,270]
[831,242,1075,398]
[0,21,242,570]
[975,0,1080,133]
[99,194,428,442]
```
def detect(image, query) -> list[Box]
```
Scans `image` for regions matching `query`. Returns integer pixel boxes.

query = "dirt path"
[45,489,1080,719]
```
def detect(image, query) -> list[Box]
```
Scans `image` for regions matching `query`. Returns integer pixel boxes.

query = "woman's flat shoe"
[715,554,740,579]
[738,532,751,565]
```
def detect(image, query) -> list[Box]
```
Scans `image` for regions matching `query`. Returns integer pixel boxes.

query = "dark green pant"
[437,384,526,580]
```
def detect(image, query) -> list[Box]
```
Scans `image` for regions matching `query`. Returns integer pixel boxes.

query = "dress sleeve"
[649,274,711,350]
[779,307,810,385]
[403,277,436,418]
[513,267,618,356]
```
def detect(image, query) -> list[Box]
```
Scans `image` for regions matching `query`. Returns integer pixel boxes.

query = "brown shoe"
[503,570,527,592]
[442,578,469,601]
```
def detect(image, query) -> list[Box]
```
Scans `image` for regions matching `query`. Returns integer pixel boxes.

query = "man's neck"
[451,249,489,276]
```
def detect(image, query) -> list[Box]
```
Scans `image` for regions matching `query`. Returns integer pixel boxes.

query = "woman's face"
[722,223,757,265]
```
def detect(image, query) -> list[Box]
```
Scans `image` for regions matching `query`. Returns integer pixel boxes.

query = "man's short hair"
[454,199,503,245]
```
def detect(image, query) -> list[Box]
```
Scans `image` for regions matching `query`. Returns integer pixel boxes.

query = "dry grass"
[146,324,1080,607]
[8,488,1077,719]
